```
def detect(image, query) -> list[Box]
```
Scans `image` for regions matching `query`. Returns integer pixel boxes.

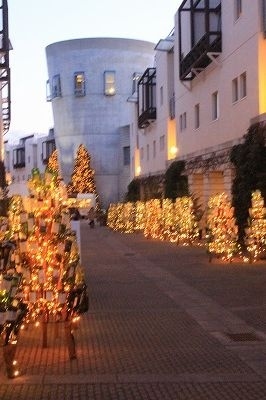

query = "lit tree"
[206,193,238,262]
[161,198,176,241]
[46,149,59,177]
[144,199,162,239]
[135,201,146,231]
[67,144,97,198]
[122,202,135,233]
[174,196,199,245]
[245,190,266,262]
[0,171,88,379]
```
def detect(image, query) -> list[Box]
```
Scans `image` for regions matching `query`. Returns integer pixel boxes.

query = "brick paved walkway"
[1,222,266,399]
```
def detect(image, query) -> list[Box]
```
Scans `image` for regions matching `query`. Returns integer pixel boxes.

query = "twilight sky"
[7,0,181,142]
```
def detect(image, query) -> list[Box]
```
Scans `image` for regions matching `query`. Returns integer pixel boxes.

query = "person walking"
[88,206,96,228]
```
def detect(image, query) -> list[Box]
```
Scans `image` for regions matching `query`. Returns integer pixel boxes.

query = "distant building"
[4,129,55,196]
[45,38,155,208]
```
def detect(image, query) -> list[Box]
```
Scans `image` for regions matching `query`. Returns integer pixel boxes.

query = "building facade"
[45,38,155,208]
[131,0,266,207]
[4,130,56,196]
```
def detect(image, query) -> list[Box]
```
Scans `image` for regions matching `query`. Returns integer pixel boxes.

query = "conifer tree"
[206,193,238,262]
[245,190,266,262]
[67,145,99,204]
[46,149,59,176]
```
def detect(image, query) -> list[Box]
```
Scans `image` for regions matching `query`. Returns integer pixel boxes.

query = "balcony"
[138,68,156,129]
[178,0,222,81]
[180,32,221,80]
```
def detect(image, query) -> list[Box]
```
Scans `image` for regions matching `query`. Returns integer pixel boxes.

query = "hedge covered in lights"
[107,191,266,262]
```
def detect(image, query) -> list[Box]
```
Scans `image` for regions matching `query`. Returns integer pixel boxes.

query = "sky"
[6,0,181,143]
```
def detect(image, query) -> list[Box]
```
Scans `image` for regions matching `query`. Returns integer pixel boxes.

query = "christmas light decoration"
[135,201,146,231]
[0,168,88,379]
[244,190,266,262]
[174,197,199,245]
[143,199,162,239]
[122,202,135,233]
[67,144,99,208]
[206,192,238,262]
[161,198,177,242]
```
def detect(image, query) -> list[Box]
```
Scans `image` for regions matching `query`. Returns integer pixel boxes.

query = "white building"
[45,38,155,208]
[4,130,55,196]
[130,0,266,207]
[6,1,265,209]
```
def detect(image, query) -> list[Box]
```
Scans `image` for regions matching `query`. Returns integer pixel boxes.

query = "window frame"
[239,71,247,99]
[211,91,219,121]
[104,70,116,96]
[194,103,200,129]
[234,0,242,21]
[123,146,130,166]
[52,74,62,98]
[74,71,86,97]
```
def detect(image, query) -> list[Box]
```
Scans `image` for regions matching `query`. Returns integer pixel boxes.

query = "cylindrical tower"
[46,37,155,207]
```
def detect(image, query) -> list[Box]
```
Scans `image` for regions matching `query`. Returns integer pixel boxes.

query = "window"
[13,148,25,168]
[104,71,116,96]
[232,78,238,102]
[194,104,200,129]
[74,72,85,97]
[169,94,175,119]
[211,91,219,120]
[153,140,156,158]
[180,112,187,131]
[160,86,163,106]
[42,139,56,163]
[123,146,130,166]
[132,72,141,94]
[235,0,242,20]
[146,144,150,161]
[52,74,61,98]
[46,80,52,102]
[159,135,165,151]
[140,147,144,160]
[240,72,247,98]
[232,72,246,103]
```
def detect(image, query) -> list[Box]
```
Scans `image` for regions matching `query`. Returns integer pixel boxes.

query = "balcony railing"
[180,32,222,81]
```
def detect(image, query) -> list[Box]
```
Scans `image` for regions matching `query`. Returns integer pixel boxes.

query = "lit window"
[232,78,238,103]
[194,104,200,129]
[52,74,61,98]
[123,146,130,166]
[74,72,85,97]
[240,72,247,98]
[212,91,219,120]
[104,71,116,96]
[235,0,242,21]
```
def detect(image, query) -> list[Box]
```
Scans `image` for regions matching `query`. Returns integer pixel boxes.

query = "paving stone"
[1,223,266,399]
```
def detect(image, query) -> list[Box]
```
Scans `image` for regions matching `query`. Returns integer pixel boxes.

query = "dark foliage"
[125,179,140,202]
[164,160,189,199]
[230,122,266,244]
